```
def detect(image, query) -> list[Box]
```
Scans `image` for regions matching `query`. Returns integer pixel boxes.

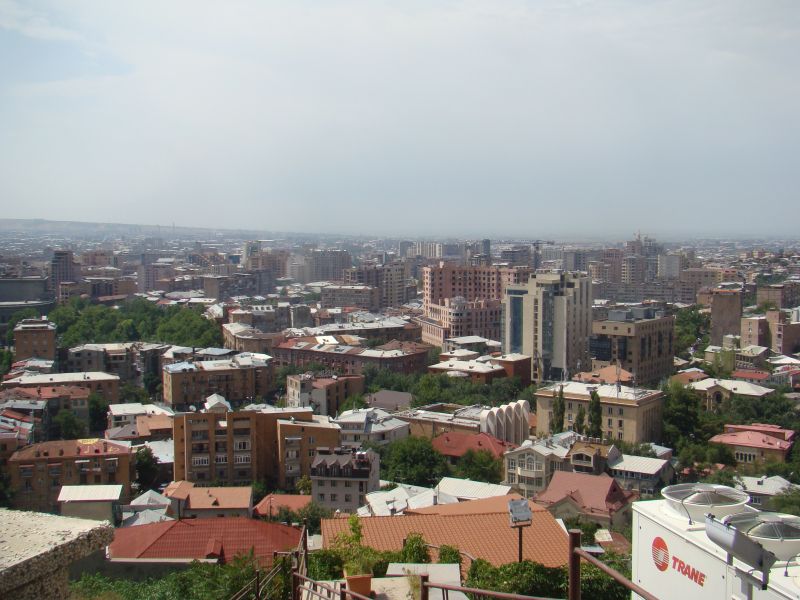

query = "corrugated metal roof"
[58,484,123,502]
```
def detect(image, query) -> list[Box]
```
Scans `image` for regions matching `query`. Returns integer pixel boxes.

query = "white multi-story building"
[333,408,409,448]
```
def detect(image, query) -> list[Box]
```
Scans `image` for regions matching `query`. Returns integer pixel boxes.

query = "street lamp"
[508,499,532,563]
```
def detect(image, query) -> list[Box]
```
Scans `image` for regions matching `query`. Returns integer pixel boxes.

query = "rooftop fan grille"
[663,483,749,506]
[726,513,800,541]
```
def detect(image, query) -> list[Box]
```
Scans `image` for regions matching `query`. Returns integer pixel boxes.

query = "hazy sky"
[1,1,798,239]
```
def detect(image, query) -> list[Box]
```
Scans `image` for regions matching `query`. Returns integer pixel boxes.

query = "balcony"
[215,455,228,464]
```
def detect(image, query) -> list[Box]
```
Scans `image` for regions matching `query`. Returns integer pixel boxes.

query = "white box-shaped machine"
[633,499,800,600]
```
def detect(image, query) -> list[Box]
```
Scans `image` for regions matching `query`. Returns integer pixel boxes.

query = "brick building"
[12,319,57,361]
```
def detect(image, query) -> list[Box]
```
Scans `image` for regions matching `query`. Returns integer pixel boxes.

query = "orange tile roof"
[405,493,540,516]
[573,365,633,384]
[109,518,300,566]
[321,512,568,568]
[164,481,251,509]
[431,431,516,459]
[254,494,312,517]
[135,413,173,435]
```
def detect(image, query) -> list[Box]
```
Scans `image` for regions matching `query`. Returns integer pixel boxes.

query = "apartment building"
[222,322,282,354]
[66,343,138,381]
[2,371,120,403]
[307,249,352,281]
[162,352,273,409]
[503,271,592,383]
[13,319,57,361]
[285,373,365,417]
[310,447,380,513]
[272,337,430,375]
[320,285,381,311]
[173,407,340,488]
[710,424,795,466]
[343,262,414,308]
[420,263,529,347]
[589,307,675,386]
[757,281,800,309]
[9,438,134,512]
[710,288,743,346]
[535,382,664,444]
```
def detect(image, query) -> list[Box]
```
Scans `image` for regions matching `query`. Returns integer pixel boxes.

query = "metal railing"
[229,563,283,600]
[419,575,560,600]
[567,529,657,600]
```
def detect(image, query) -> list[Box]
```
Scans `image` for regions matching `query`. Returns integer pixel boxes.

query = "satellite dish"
[189,405,196,412]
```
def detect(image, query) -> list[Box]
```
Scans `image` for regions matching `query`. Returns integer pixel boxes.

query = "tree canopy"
[454,449,504,483]
[382,436,449,487]
[49,297,222,348]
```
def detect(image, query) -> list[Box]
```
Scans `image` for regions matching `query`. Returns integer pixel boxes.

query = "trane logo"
[651,537,706,586]
[651,537,669,571]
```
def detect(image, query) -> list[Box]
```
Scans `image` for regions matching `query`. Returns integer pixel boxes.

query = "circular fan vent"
[661,483,750,521]
[724,512,800,561]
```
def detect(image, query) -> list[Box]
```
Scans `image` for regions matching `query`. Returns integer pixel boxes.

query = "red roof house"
[534,471,637,527]
[109,518,301,566]
[431,431,516,462]
[710,424,795,464]
[253,494,312,518]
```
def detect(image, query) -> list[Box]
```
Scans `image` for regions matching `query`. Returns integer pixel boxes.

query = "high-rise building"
[307,249,352,281]
[343,262,412,308]
[50,250,77,294]
[419,263,526,346]
[503,271,592,383]
[710,288,743,346]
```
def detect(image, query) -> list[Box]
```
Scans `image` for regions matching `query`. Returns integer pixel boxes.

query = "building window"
[318,493,325,501]
[607,418,612,428]
[330,494,337,502]
[345,494,352,503]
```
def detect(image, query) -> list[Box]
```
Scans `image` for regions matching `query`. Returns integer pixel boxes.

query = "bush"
[437,545,461,566]
[400,533,431,563]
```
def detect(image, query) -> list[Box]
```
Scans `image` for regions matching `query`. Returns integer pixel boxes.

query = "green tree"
[134,446,160,491]
[574,404,586,435]
[252,480,269,504]
[768,489,800,516]
[455,449,503,484]
[339,393,367,412]
[0,349,13,376]
[401,533,431,563]
[54,410,87,439]
[587,389,602,439]
[88,392,109,433]
[550,385,565,434]
[119,383,149,404]
[383,436,449,487]
[438,545,462,566]
[296,474,312,495]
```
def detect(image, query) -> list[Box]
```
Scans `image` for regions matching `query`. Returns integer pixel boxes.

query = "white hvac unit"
[661,482,751,523]
[633,484,800,600]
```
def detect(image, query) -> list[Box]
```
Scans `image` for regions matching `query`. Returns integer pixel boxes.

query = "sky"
[0,1,798,239]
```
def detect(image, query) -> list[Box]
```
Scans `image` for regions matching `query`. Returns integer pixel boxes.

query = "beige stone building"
[320,285,381,311]
[503,271,592,383]
[310,448,380,513]
[589,307,675,386]
[13,319,57,361]
[535,382,664,444]
[285,373,365,417]
[162,352,273,408]
[9,439,134,512]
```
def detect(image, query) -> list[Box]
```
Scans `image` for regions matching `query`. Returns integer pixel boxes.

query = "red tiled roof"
[109,518,300,566]
[431,431,516,459]
[534,472,636,518]
[573,365,633,384]
[670,371,709,385]
[731,370,770,381]
[254,494,312,517]
[710,430,793,452]
[321,512,568,568]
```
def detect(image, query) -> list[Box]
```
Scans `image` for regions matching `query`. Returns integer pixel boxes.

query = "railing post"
[303,518,309,568]
[419,573,429,600]
[292,570,299,600]
[568,529,581,600]
[339,582,347,600]
[255,570,261,600]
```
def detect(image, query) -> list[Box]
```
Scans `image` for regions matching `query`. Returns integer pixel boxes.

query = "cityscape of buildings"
[1,221,800,598]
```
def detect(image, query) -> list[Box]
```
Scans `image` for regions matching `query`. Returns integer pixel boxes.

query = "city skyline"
[1,1,799,238]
